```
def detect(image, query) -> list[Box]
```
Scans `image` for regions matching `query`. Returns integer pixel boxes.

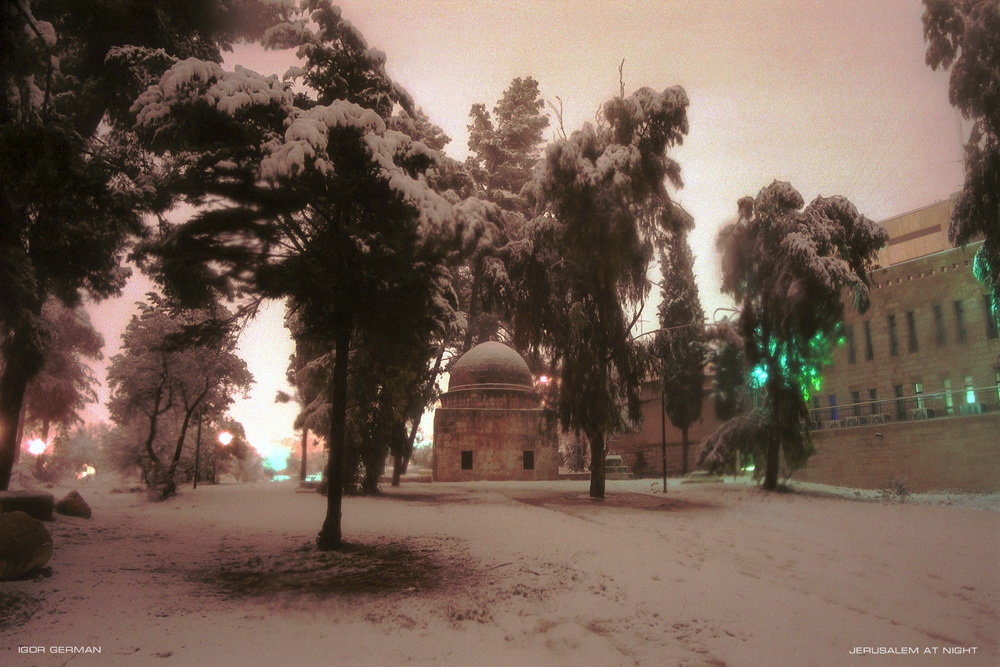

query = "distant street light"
[218,431,234,446]
[25,438,47,456]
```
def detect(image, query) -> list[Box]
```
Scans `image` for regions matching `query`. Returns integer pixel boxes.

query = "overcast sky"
[85,0,964,462]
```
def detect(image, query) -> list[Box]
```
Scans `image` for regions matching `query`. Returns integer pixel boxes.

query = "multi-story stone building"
[614,196,998,492]
[795,197,999,492]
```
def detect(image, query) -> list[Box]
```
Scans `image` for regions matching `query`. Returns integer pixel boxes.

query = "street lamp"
[218,431,234,446]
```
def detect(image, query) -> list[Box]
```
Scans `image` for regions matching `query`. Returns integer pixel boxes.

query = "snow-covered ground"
[1,477,997,666]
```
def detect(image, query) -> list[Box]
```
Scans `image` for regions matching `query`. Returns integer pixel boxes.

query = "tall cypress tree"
[655,226,706,477]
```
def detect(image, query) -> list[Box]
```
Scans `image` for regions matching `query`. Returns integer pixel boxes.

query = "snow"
[2,477,996,665]
[133,59,294,131]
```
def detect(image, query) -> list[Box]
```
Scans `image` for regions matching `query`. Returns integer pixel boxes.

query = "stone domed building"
[432,341,559,481]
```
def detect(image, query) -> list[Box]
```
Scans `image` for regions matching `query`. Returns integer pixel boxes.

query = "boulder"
[55,490,92,519]
[0,490,54,521]
[0,511,53,581]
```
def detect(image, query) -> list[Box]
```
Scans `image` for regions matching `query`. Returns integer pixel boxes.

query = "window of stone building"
[828,394,839,422]
[850,390,861,417]
[523,450,534,470]
[863,320,874,360]
[984,294,998,339]
[894,384,906,421]
[888,315,899,356]
[906,311,918,353]
[954,300,967,343]
[914,382,924,410]
[845,324,856,363]
[461,450,473,470]
[943,378,954,415]
[964,375,975,405]
[933,304,946,346]
[868,388,879,416]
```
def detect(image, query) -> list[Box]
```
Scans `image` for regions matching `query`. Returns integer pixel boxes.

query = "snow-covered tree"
[0,0,281,490]
[705,318,747,423]
[707,181,887,490]
[107,295,252,499]
[514,85,690,499]
[655,223,706,477]
[923,0,1000,345]
[460,77,550,351]
[20,300,104,446]
[131,1,491,546]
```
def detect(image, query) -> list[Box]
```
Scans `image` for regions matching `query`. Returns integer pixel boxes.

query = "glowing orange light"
[217,431,234,446]
[76,464,96,480]
[26,438,48,456]
[538,375,551,384]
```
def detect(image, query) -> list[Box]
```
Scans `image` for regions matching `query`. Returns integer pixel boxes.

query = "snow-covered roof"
[448,341,533,390]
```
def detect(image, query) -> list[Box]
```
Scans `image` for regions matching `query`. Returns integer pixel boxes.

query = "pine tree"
[513,85,690,498]
[708,181,887,490]
[655,225,706,477]
[0,0,279,490]
[131,1,493,546]
[461,77,549,350]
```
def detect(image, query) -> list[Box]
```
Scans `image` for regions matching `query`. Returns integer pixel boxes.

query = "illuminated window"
[906,311,918,353]
[845,324,856,364]
[954,301,967,343]
[984,295,998,339]
[933,304,946,346]
[863,320,874,360]
[523,450,534,470]
[914,382,924,410]
[888,315,899,356]
[461,451,473,470]
[964,376,975,405]
[829,394,839,421]
[943,378,954,415]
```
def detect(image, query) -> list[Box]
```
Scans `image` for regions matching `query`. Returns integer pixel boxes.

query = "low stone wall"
[793,413,1000,492]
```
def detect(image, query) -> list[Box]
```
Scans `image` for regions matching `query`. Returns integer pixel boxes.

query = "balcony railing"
[808,385,1000,431]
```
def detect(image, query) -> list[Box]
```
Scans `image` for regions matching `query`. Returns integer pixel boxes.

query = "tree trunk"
[0,360,33,490]
[401,414,421,477]
[13,405,25,465]
[299,428,308,482]
[361,442,382,495]
[193,412,203,489]
[681,426,689,476]
[762,377,781,491]
[462,259,483,353]
[660,381,668,494]
[318,322,352,550]
[588,428,606,499]
[391,453,404,486]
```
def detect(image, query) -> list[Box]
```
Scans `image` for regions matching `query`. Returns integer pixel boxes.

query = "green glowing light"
[750,364,769,389]
[750,328,842,401]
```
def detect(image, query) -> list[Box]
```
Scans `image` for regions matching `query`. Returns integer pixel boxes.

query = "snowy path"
[1,479,996,666]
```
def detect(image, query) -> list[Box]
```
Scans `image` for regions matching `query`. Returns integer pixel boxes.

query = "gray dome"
[448,342,533,390]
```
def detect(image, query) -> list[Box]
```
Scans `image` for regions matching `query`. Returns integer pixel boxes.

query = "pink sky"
[84,0,964,459]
